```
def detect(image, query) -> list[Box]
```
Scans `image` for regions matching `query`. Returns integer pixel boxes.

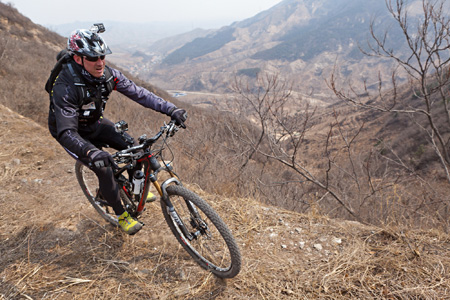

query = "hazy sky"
[5,0,283,28]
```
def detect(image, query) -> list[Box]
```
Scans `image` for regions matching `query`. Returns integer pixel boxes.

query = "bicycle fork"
[156,178,204,242]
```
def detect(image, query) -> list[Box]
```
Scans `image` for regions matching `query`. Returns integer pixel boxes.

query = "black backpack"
[45,49,72,94]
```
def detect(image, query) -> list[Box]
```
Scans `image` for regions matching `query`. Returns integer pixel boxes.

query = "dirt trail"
[1,104,449,299]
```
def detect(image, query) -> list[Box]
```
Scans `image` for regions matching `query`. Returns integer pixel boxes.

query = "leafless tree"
[329,0,450,183]
[226,73,406,223]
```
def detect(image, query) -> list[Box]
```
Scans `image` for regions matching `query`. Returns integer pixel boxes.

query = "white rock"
[332,238,342,244]
[313,244,323,251]
[269,233,278,239]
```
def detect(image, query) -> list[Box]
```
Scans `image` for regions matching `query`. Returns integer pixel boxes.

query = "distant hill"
[163,27,236,65]
[147,28,214,55]
[131,0,416,101]
[165,0,389,63]
[250,0,387,62]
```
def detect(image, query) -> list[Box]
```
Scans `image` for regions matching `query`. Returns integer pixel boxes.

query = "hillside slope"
[1,3,450,298]
[2,0,450,224]
[1,103,449,299]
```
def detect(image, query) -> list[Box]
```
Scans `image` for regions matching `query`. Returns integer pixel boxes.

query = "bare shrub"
[227,70,450,229]
[329,0,450,183]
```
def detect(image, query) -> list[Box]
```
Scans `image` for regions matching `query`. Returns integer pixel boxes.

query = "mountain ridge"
[131,0,407,101]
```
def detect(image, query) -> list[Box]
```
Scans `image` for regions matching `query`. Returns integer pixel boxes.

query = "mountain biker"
[47,27,187,235]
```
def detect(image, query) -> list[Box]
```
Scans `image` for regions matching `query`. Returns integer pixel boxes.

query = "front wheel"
[161,185,241,278]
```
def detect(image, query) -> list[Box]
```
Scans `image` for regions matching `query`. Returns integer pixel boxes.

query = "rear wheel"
[161,185,241,278]
[75,161,133,226]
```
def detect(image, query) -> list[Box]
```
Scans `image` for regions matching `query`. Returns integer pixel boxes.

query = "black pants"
[68,118,134,215]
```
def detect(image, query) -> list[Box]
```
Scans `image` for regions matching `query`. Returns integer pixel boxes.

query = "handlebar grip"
[87,160,119,170]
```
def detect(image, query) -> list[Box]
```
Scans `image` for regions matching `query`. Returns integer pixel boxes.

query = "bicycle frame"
[112,149,177,211]
[111,121,200,241]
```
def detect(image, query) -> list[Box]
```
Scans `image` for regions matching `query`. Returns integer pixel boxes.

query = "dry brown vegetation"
[226,72,450,231]
[1,104,449,299]
[1,1,450,299]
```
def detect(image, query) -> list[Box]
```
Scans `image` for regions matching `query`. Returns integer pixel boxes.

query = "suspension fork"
[159,174,202,221]
[157,177,197,240]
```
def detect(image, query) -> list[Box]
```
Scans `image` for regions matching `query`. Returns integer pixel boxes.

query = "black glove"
[88,149,114,168]
[170,108,187,128]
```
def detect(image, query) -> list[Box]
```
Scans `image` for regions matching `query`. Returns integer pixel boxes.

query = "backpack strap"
[103,66,116,94]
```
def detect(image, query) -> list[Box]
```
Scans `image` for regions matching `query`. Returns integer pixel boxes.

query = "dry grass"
[0,104,449,299]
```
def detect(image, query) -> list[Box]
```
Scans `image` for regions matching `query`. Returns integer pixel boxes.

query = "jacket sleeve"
[51,83,96,158]
[110,67,176,115]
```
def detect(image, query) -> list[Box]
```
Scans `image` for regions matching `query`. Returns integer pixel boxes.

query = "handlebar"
[112,120,179,159]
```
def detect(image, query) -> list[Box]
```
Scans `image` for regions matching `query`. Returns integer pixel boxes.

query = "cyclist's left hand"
[171,108,187,129]
[88,149,115,169]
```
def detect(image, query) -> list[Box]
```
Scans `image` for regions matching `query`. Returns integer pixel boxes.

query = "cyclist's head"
[67,29,112,58]
[68,28,111,78]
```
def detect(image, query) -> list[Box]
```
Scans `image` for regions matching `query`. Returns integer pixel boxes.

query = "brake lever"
[168,122,178,137]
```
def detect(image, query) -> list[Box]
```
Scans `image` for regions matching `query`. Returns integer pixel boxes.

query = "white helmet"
[67,28,112,57]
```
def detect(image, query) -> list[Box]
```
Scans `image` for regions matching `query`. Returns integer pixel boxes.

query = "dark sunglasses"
[84,55,105,62]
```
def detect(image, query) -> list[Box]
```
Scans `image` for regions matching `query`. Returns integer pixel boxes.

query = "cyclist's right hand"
[170,108,187,129]
[88,149,115,168]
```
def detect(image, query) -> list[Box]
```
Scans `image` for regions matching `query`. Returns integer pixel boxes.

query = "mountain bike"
[75,120,241,278]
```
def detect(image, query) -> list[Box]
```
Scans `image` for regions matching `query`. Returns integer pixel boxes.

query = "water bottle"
[132,170,144,195]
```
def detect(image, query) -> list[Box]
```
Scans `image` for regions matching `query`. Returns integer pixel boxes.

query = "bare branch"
[330,0,450,183]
